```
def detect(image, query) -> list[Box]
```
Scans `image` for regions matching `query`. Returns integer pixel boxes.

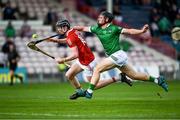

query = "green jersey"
[90,23,123,56]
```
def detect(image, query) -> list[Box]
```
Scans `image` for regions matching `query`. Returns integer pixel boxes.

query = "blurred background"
[0,0,179,84]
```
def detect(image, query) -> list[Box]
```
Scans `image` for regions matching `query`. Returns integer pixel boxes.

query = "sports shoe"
[120,73,133,86]
[158,76,168,92]
[69,89,85,100]
[84,90,93,99]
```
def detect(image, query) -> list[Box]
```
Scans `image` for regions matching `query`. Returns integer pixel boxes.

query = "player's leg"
[86,72,117,90]
[65,63,85,100]
[84,59,117,90]
[9,70,14,85]
[86,74,130,90]
[119,64,149,80]
[85,50,133,98]
[85,58,117,98]
[94,72,132,88]
[9,64,16,85]
[119,64,168,92]
[84,57,132,90]
[95,78,116,90]
[14,74,23,84]
[65,63,83,89]
[12,64,23,84]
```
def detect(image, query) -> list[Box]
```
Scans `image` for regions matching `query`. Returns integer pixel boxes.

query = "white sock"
[87,89,93,94]
[154,78,158,84]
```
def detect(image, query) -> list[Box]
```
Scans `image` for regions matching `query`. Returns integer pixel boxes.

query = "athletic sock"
[154,79,158,84]
[89,83,95,90]
[87,84,95,93]
[149,76,158,84]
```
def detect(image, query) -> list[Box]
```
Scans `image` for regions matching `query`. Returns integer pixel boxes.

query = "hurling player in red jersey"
[47,19,132,100]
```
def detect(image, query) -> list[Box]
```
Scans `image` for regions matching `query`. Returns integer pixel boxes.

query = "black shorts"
[9,63,17,71]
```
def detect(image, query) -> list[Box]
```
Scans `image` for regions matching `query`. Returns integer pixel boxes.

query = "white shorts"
[76,59,97,76]
[108,50,128,67]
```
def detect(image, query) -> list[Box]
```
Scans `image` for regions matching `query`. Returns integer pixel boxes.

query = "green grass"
[0,81,180,119]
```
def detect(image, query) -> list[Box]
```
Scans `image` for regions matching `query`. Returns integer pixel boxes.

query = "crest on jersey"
[107,30,112,33]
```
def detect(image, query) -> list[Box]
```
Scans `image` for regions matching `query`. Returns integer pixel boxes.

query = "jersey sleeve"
[90,25,98,33]
[114,26,123,34]
[66,38,76,48]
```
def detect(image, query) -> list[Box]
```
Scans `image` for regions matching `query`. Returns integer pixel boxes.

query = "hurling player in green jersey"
[74,11,168,99]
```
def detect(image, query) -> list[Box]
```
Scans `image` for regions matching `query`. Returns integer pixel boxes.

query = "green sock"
[89,84,95,90]
[149,76,155,82]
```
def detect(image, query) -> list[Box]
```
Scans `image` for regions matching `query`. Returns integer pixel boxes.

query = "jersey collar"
[107,23,111,27]
[101,23,111,29]
[66,28,73,36]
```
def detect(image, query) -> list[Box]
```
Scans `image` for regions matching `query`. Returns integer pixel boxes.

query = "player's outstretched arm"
[55,46,78,64]
[47,38,67,43]
[122,24,149,35]
[73,26,90,32]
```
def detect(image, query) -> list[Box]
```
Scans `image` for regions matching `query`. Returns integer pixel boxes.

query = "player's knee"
[94,65,103,74]
[65,72,74,80]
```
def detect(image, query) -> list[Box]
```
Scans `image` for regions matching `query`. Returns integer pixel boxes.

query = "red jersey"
[66,29,95,65]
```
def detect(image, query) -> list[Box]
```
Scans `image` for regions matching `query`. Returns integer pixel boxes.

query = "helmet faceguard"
[56,19,70,29]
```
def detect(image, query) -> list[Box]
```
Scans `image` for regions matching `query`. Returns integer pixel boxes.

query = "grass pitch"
[0,81,180,119]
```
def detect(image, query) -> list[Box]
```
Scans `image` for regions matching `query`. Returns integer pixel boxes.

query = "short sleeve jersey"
[90,24,123,56]
[66,29,95,65]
